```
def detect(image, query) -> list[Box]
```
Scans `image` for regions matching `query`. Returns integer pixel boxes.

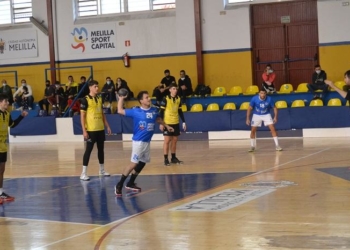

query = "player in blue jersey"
[246,88,282,152]
[115,90,174,196]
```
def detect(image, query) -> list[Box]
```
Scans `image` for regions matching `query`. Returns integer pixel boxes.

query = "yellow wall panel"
[203,51,253,92]
[319,45,350,82]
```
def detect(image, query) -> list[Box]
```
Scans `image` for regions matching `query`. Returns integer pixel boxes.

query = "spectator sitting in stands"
[21,86,30,110]
[0,80,14,106]
[13,79,34,110]
[54,81,65,112]
[78,76,89,98]
[101,76,116,108]
[65,75,79,100]
[308,64,328,100]
[177,70,193,103]
[153,69,176,106]
[115,77,134,101]
[38,80,55,112]
[66,97,80,116]
[262,64,276,93]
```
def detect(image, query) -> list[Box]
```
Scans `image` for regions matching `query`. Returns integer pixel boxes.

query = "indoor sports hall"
[1,0,350,249]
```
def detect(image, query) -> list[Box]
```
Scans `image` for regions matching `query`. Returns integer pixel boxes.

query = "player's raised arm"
[117,95,126,116]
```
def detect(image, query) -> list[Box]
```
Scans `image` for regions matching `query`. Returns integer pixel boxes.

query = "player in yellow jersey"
[80,80,112,181]
[160,83,187,166]
[0,93,27,204]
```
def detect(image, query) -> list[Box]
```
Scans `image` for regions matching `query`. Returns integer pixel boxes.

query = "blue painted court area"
[317,167,350,182]
[0,173,252,225]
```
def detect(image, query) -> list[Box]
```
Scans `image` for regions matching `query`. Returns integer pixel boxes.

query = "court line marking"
[0,216,99,227]
[27,148,331,249]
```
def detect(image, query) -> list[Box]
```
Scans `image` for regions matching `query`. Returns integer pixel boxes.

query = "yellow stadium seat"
[332,81,346,91]
[223,102,236,110]
[275,100,288,109]
[244,85,259,95]
[239,102,250,110]
[227,86,243,96]
[327,98,342,107]
[212,87,227,96]
[347,100,350,106]
[206,103,220,111]
[181,104,188,112]
[295,83,309,93]
[309,99,323,107]
[278,84,293,93]
[190,104,203,112]
[291,100,305,108]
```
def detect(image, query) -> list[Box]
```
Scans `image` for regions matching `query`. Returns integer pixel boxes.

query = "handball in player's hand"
[118,88,128,97]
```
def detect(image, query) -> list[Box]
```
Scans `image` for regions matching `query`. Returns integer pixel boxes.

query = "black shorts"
[163,124,180,137]
[86,130,105,144]
[0,152,7,163]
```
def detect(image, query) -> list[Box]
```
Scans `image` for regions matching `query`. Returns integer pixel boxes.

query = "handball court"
[1,138,350,250]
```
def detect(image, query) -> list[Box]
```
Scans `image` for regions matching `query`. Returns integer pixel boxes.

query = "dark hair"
[180,70,186,74]
[345,70,350,78]
[0,93,8,102]
[81,76,86,80]
[164,69,170,74]
[88,80,98,87]
[315,64,321,68]
[106,76,111,80]
[23,86,28,92]
[137,91,149,103]
[260,88,267,93]
[266,64,272,68]
[169,83,178,88]
[68,75,73,79]
[21,79,26,83]
[46,80,50,84]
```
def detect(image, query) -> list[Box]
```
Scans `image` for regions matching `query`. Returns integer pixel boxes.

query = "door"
[251,0,319,90]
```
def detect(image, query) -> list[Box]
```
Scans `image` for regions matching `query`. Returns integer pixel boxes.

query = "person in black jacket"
[101,76,116,108]
[38,80,55,112]
[0,80,14,105]
[153,69,176,106]
[307,65,328,100]
[177,70,193,103]
[115,78,133,100]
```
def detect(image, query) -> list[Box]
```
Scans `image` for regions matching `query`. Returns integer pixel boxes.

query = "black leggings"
[83,130,105,166]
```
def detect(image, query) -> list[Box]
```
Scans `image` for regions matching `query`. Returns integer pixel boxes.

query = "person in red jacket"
[262,64,276,93]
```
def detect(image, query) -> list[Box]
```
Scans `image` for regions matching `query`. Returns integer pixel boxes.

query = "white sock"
[273,137,279,146]
[99,163,104,171]
[82,166,87,174]
[250,138,256,147]
[0,188,3,194]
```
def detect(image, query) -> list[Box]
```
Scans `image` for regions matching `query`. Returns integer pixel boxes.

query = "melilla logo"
[71,27,88,52]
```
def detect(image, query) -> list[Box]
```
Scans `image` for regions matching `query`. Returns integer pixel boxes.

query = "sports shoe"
[248,147,255,152]
[115,184,122,197]
[99,170,110,177]
[125,183,141,192]
[171,157,183,164]
[0,192,15,202]
[80,173,90,181]
[164,158,170,166]
[276,146,283,151]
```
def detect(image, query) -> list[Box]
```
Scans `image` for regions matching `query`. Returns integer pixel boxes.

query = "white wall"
[317,0,350,44]
[0,0,49,65]
[202,0,251,51]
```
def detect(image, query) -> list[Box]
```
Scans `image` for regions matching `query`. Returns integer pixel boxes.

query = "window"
[0,0,32,25]
[76,0,175,17]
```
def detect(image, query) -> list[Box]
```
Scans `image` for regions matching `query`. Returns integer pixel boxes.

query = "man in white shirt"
[13,79,34,110]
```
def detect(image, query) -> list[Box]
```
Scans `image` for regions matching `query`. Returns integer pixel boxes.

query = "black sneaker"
[164,158,170,166]
[125,183,141,192]
[114,185,122,197]
[171,157,184,164]
[0,192,15,202]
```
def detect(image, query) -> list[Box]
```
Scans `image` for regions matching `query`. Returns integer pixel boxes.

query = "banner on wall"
[0,30,38,60]
[70,23,116,54]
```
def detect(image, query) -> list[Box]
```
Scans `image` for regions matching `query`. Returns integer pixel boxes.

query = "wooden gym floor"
[1,138,350,250]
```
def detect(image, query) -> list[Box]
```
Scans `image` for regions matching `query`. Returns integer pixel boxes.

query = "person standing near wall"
[0,93,28,204]
[80,80,112,181]
[246,89,282,152]
[160,83,187,166]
